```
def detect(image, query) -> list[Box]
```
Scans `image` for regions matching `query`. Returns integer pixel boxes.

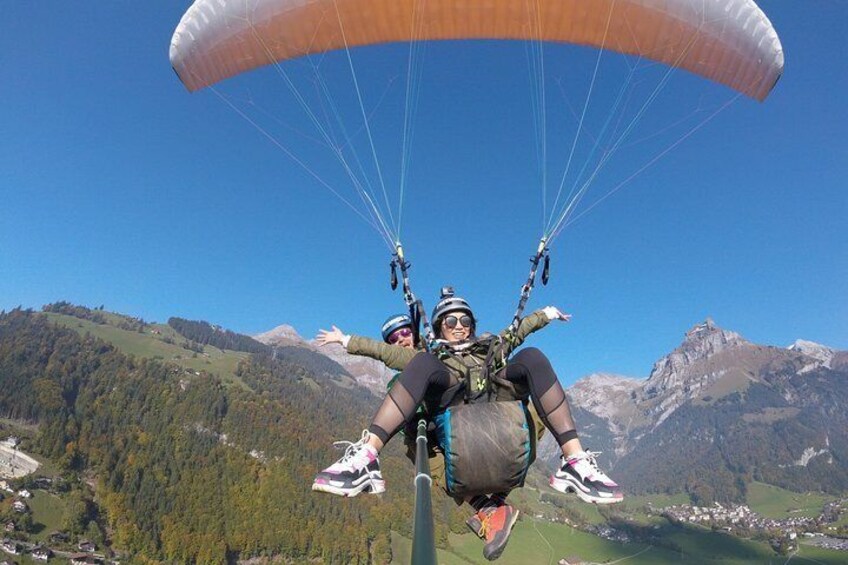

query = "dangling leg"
[313,352,457,497]
[464,491,519,560]
[507,348,623,504]
[368,352,456,447]
[506,348,580,453]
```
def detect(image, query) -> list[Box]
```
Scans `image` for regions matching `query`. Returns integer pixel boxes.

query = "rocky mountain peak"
[639,319,752,413]
[574,372,639,388]
[254,324,307,347]
[648,319,748,385]
[788,339,835,369]
[682,318,746,352]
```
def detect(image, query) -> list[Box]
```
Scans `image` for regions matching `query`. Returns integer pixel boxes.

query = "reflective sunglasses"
[443,315,473,329]
[387,327,413,344]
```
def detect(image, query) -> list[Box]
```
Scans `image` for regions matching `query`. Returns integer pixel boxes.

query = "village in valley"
[0,436,111,564]
[527,479,848,560]
[657,499,848,553]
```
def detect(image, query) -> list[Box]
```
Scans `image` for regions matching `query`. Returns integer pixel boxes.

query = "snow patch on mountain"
[788,339,834,370]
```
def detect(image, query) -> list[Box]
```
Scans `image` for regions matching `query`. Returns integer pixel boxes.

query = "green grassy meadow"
[43,312,251,389]
[394,518,848,565]
[623,492,692,509]
[392,483,848,565]
[795,542,848,563]
[746,481,832,519]
[508,485,692,528]
[508,484,608,525]
[391,532,471,565]
[446,519,666,565]
[27,489,66,542]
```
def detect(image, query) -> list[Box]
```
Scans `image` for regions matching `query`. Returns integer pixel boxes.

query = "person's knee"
[399,352,451,396]
[514,347,559,396]
[514,347,551,371]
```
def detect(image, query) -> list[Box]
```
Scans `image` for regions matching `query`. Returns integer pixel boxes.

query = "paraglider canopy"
[171,0,783,101]
[169,0,786,308]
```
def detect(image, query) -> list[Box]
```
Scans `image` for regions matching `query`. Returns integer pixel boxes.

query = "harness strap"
[433,336,504,405]
[481,337,502,401]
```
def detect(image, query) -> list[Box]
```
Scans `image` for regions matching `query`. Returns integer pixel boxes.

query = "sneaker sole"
[312,478,386,497]
[549,476,623,505]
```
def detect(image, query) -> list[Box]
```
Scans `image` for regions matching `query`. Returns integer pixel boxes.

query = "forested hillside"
[168,317,270,355]
[0,309,468,563]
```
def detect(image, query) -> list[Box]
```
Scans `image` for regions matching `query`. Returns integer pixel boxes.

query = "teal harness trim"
[521,404,532,476]
[434,409,454,492]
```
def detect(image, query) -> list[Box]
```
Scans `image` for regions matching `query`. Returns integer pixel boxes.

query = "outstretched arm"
[501,307,572,356]
[315,326,416,371]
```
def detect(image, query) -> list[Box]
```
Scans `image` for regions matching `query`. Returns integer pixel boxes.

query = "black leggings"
[369,347,578,448]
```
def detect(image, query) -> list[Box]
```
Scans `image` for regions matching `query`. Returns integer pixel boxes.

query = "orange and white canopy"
[171,0,783,101]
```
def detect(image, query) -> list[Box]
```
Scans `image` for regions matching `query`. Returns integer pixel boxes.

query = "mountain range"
[537,319,848,501]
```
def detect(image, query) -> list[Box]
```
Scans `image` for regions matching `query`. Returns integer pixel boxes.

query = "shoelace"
[478,509,494,540]
[583,450,602,463]
[331,430,370,468]
[572,451,612,481]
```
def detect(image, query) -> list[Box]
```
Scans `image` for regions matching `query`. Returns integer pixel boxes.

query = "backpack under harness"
[431,336,537,498]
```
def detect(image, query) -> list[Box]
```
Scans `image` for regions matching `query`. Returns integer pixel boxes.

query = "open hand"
[316,325,345,346]
[544,306,572,322]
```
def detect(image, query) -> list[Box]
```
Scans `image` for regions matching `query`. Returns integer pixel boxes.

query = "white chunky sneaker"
[550,450,623,504]
[312,430,386,497]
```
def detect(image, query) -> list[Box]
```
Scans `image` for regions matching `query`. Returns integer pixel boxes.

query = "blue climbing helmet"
[381,314,413,343]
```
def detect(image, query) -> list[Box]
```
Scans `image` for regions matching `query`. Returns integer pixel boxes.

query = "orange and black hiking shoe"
[477,504,519,561]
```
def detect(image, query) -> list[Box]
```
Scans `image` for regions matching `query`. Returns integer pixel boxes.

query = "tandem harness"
[431,336,537,498]
[385,239,552,498]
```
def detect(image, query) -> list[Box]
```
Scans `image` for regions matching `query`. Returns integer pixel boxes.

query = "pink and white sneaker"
[550,450,623,504]
[312,430,386,497]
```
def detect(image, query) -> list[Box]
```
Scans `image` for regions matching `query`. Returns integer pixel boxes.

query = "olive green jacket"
[347,336,419,371]
[347,310,552,395]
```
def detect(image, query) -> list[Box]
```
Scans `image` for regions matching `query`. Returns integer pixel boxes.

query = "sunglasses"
[387,327,413,343]
[443,315,473,329]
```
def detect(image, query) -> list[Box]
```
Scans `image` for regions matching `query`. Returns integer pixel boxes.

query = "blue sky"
[2,2,846,383]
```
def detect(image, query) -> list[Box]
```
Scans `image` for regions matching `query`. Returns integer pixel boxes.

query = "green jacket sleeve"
[346,335,417,371]
[499,310,551,357]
